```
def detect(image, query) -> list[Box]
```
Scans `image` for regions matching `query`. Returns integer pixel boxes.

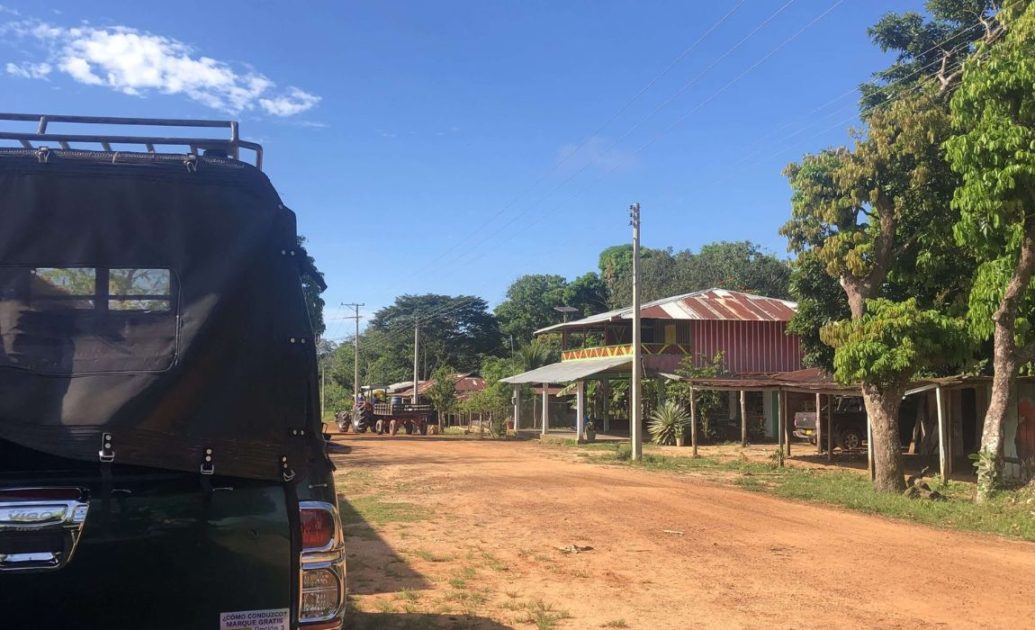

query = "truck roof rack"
[0,113,264,170]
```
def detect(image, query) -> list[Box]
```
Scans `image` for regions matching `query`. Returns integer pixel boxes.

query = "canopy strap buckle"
[280,456,295,482]
[200,448,215,475]
[98,433,115,463]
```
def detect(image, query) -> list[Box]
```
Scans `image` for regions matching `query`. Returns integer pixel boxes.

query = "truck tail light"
[298,501,345,626]
[300,507,335,550]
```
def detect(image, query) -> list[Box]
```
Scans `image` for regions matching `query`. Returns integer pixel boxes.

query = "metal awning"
[501,357,632,385]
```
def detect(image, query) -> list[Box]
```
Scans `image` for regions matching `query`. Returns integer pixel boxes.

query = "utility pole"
[341,303,364,406]
[412,317,420,405]
[630,202,643,461]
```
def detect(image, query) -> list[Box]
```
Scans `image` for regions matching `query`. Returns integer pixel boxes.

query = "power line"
[414,0,794,279]
[432,0,845,277]
[441,5,998,279]
[415,2,747,276]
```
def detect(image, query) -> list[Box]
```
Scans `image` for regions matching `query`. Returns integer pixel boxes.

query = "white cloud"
[554,136,638,174]
[5,61,50,79]
[259,87,321,116]
[2,18,319,116]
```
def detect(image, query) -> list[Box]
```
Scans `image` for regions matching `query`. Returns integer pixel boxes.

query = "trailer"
[336,400,435,435]
[372,402,434,435]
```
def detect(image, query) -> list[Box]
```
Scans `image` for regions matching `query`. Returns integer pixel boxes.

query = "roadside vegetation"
[555,441,1035,542]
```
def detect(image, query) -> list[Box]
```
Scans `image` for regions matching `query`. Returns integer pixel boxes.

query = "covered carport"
[501,357,632,441]
[670,369,989,482]
[668,369,861,466]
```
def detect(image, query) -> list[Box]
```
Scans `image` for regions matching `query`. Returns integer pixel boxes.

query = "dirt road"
[333,434,1035,629]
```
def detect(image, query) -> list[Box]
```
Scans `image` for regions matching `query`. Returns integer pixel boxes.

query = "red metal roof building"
[535,288,803,375]
[392,373,486,399]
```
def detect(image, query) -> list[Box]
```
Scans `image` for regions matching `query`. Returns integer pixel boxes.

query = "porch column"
[826,396,833,462]
[815,393,823,456]
[513,384,521,432]
[689,385,699,458]
[866,411,875,481]
[602,380,611,432]
[777,389,785,466]
[936,385,950,480]
[576,380,586,442]
[784,393,792,457]
[541,384,550,436]
[740,390,748,448]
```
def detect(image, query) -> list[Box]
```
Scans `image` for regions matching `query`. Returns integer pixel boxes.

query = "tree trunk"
[861,382,906,493]
[978,220,1035,501]
[979,353,1016,501]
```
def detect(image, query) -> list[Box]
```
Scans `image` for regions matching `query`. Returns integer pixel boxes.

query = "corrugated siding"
[691,320,802,374]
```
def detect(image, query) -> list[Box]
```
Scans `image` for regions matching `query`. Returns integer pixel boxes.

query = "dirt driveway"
[332,433,1035,629]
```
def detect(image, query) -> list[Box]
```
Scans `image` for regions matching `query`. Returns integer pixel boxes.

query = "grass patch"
[411,548,452,563]
[562,441,1035,542]
[738,468,1035,541]
[481,552,509,572]
[339,495,430,526]
[519,600,572,630]
[602,620,629,628]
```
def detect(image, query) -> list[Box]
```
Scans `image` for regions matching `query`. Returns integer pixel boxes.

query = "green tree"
[426,365,458,420]
[603,241,791,307]
[780,0,996,491]
[297,236,327,338]
[563,272,609,316]
[598,245,634,307]
[785,251,849,371]
[944,0,1035,500]
[517,340,557,371]
[494,274,569,343]
[366,294,503,383]
[822,300,971,470]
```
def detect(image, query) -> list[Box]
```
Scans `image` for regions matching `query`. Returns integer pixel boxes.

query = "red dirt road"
[335,434,1035,629]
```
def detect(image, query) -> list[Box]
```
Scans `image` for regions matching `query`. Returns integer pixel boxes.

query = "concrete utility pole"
[412,317,420,405]
[630,202,643,461]
[341,303,364,406]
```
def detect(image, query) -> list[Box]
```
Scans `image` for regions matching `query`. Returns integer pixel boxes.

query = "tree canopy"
[780,0,998,492]
[943,0,1035,498]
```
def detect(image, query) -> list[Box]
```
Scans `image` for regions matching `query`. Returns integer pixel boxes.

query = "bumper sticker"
[219,608,289,630]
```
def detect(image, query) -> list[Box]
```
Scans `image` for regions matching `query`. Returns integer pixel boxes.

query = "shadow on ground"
[790,450,976,481]
[346,611,513,629]
[338,495,429,596]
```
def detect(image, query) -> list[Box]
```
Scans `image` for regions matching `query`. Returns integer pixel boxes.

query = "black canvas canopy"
[0,149,329,481]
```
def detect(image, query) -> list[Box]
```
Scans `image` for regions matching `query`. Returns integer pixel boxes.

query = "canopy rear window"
[0,266,178,375]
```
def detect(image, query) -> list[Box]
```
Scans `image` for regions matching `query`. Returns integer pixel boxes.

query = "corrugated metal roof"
[535,288,797,335]
[392,373,486,397]
[501,357,632,384]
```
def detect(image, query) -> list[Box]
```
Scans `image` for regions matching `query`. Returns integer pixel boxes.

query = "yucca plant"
[648,400,690,446]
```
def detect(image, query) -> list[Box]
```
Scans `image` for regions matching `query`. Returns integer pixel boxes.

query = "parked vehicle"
[793,396,868,451]
[371,401,434,435]
[0,114,345,629]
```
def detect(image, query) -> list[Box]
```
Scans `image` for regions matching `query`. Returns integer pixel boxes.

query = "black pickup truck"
[0,114,345,629]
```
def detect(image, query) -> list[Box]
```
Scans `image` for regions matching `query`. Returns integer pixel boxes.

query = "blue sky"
[0,1,919,341]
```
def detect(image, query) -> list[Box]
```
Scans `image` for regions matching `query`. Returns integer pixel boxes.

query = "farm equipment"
[371,402,434,435]
[336,399,434,435]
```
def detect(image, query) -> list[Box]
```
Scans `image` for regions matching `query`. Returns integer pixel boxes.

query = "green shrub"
[648,400,690,445]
